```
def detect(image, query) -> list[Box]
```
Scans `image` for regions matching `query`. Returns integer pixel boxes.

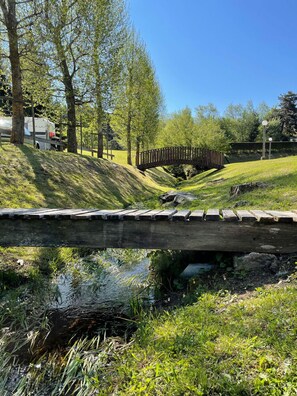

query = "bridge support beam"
[0,217,296,253]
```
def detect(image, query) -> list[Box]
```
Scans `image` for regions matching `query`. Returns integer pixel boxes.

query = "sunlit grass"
[0,144,167,209]
[179,156,297,210]
[81,148,136,166]
[103,283,297,395]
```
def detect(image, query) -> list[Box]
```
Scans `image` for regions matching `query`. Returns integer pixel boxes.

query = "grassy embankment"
[179,155,297,210]
[0,145,173,208]
[1,144,297,395]
[0,143,174,282]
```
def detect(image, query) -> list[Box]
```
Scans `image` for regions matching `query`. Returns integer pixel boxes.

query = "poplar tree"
[40,0,87,153]
[81,0,127,158]
[112,32,162,165]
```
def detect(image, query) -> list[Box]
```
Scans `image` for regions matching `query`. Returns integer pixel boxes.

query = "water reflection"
[51,249,153,312]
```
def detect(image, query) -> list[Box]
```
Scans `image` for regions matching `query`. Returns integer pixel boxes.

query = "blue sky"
[128,0,297,115]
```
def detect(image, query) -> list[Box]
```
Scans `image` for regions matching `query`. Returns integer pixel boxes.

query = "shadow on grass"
[18,145,160,209]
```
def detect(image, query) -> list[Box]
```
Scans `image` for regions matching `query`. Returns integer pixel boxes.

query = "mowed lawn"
[179,156,297,210]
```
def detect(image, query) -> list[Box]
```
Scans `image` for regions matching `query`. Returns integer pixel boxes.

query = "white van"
[0,116,60,150]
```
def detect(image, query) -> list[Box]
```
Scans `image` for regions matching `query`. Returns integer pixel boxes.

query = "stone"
[180,263,215,278]
[234,252,279,273]
[159,191,196,206]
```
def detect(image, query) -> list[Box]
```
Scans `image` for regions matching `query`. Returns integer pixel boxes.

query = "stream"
[44,249,154,347]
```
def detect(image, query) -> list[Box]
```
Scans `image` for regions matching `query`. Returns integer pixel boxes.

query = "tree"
[275,91,297,137]
[40,0,88,153]
[81,0,127,158]
[157,107,195,147]
[0,0,30,143]
[195,103,219,121]
[193,118,228,152]
[112,31,162,165]
[133,49,163,158]
[221,101,260,142]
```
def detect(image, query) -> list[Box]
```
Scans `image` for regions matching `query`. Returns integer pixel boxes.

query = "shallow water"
[50,249,152,312]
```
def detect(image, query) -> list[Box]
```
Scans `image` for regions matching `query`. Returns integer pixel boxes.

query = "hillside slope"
[0,145,174,208]
[179,156,297,210]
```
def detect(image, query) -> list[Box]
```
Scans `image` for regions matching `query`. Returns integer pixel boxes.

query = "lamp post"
[268,137,272,159]
[262,120,268,159]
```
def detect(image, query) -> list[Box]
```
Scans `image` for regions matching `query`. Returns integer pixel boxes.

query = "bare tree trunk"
[135,136,140,167]
[61,59,77,153]
[127,111,132,165]
[96,90,103,158]
[0,0,24,144]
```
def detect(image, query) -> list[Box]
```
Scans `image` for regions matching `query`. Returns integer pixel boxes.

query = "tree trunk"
[135,136,140,167]
[1,0,24,144]
[61,59,77,153]
[127,111,132,165]
[96,90,103,158]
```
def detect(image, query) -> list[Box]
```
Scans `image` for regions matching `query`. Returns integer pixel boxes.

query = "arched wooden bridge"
[136,146,224,171]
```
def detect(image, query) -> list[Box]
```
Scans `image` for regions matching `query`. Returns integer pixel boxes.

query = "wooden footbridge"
[136,146,224,171]
[0,208,297,253]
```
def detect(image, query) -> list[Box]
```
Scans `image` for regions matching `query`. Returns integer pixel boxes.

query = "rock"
[159,191,196,206]
[234,252,279,273]
[180,263,215,278]
[17,259,24,266]
[230,182,268,197]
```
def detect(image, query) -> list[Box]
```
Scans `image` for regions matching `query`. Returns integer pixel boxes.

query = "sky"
[128,0,297,115]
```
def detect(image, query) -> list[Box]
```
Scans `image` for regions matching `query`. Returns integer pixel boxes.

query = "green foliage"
[274,91,297,137]
[111,30,163,164]
[221,101,261,142]
[150,250,188,290]
[157,107,229,151]
[157,107,195,147]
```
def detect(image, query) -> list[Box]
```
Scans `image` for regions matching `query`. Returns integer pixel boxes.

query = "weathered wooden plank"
[138,210,164,220]
[222,209,238,222]
[236,210,257,222]
[0,217,296,253]
[121,209,151,220]
[265,210,296,223]
[0,208,59,218]
[72,209,124,220]
[105,209,137,220]
[40,209,99,219]
[172,210,191,221]
[189,210,205,221]
[205,209,221,221]
[22,208,68,218]
[250,210,274,223]
[154,209,177,220]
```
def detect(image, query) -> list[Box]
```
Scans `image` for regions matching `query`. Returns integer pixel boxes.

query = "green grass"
[0,144,169,208]
[14,278,297,395]
[0,144,173,281]
[81,149,136,166]
[178,156,297,210]
[2,145,297,395]
[102,283,297,395]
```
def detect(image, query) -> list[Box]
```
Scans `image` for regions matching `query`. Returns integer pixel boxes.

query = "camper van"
[0,116,61,150]
[25,117,56,150]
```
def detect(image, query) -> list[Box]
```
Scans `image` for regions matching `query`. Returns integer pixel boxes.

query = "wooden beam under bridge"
[0,208,296,253]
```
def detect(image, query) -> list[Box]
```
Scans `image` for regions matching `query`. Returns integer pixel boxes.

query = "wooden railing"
[136,146,224,170]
